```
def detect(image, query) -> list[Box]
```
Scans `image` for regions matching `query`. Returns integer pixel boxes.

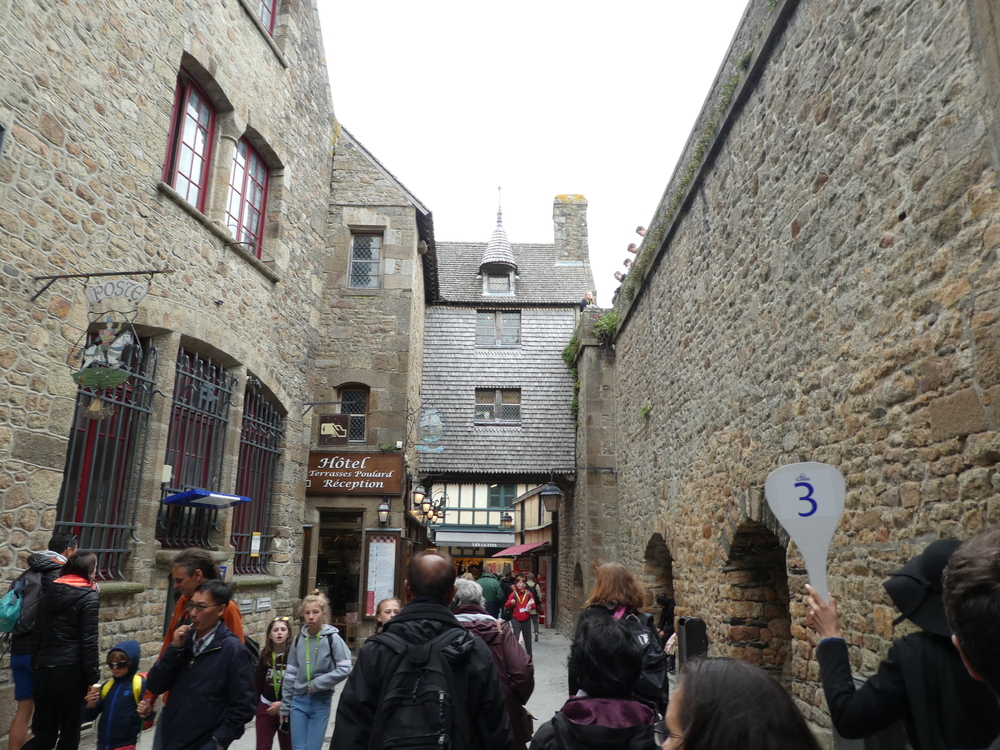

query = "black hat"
[883,538,961,637]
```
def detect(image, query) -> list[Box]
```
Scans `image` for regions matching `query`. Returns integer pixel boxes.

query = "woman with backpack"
[255,616,293,750]
[22,552,100,750]
[280,591,352,750]
[569,561,665,711]
[533,617,657,750]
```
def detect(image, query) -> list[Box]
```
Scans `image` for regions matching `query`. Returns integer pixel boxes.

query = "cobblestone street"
[134,629,572,750]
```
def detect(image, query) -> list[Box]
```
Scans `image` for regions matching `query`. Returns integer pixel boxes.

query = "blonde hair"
[298,589,330,621]
[374,597,402,635]
[584,562,646,611]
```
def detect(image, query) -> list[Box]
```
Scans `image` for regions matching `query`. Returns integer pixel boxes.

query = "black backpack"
[367,628,472,750]
[616,610,667,705]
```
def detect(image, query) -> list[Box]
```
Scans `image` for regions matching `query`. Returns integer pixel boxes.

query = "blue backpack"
[0,570,44,634]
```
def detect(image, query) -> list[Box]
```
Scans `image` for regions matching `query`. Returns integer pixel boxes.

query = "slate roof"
[418,306,579,474]
[480,209,517,270]
[435,241,592,305]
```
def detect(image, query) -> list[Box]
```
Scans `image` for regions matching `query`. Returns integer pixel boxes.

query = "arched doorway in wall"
[572,562,585,613]
[642,533,675,607]
[722,521,791,676]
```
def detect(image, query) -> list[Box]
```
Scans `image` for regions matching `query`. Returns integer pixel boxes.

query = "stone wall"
[0,0,336,734]
[565,0,1000,743]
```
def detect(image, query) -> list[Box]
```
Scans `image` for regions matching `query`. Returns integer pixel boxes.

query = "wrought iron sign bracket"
[31,268,174,302]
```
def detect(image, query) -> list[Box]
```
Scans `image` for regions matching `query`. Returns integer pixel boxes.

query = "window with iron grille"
[485,273,512,294]
[340,388,368,443]
[231,379,283,575]
[349,234,381,289]
[475,311,520,347]
[157,349,237,549]
[256,0,278,34]
[474,388,521,424]
[225,138,269,257]
[163,71,216,212]
[488,483,517,509]
[56,339,157,581]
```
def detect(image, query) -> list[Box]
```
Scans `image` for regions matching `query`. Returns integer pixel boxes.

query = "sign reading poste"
[307,452,403,495]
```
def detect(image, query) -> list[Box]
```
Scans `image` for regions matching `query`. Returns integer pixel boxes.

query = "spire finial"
[497,186,502,223]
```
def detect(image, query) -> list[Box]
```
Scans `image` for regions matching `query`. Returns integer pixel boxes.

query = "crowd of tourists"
[5,530,1000,750]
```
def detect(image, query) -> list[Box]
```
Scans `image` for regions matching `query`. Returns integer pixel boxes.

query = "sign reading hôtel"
[306,452,404,495]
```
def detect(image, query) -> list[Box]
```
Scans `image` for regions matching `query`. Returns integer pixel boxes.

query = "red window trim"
[163,70,216,213]
[225,138,270,257]
[257,0,278,35]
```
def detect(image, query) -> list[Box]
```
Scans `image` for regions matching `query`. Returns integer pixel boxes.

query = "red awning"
[492,542,548,557]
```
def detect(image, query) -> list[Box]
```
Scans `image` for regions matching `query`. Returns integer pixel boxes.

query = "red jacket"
[504,588,536,622]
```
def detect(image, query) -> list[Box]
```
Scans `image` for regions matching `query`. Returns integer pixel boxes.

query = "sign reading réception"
[764,462,845,602]
[307,452,403,495]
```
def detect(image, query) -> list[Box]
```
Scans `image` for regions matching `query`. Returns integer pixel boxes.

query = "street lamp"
[377,497,390,526]
[412,483,426,511]
[500,512,513,530]
[540,481,563,513]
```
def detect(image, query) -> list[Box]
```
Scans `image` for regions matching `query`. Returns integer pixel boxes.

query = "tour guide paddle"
[764,462,845,602]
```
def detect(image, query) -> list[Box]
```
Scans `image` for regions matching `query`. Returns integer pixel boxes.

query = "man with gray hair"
[453,577,534,750]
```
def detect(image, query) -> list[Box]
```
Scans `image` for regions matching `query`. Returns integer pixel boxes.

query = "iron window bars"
[340,389,368,442]
[56,340,158,581]
[230,379,284,575]
[157,349,237,549]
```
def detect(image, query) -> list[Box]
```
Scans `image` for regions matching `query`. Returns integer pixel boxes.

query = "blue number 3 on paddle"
[794,482,817,517]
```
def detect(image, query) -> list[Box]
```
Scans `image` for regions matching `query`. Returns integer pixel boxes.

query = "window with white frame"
[476,310,520,347]
[475,388,521,424]
[349,234,381,289]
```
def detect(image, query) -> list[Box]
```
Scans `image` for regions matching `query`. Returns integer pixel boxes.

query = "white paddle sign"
[764,462,845,602]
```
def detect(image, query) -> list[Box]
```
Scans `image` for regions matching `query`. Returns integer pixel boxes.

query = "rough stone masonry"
[563,0,1000,745]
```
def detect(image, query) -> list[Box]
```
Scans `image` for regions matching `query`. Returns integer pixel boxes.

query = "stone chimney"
[553,194,589,263]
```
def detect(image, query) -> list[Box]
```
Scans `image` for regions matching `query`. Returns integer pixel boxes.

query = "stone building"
[418,196,593,620]
[562,0,1000,745]
[0,0,336,729]
[301,128,435,646]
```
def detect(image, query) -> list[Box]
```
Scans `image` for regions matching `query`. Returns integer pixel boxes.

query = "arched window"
[338,385,369,443]
[225,138,269,257]
[231,379,284,574]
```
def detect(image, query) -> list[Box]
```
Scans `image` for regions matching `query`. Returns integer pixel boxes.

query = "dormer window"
[485,273,513,295]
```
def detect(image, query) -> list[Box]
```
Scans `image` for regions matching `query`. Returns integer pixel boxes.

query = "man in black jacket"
[943,528,1000,750]
[6,532,77,750]
[147,580,254,750]
[332,550,514,750]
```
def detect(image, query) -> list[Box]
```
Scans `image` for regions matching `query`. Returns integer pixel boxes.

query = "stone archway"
[642,533,674,607]
[722,521,791,675]
[572,562,585,612]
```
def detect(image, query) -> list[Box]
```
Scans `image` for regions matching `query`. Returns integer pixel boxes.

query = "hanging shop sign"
[318,415,350,446]
[307,452,404,495]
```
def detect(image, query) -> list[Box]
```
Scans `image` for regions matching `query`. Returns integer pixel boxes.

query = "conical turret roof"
[480,207,517,272]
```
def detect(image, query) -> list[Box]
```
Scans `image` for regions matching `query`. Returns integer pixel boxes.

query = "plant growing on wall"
[640,404,651,420]
[592,309,620,344]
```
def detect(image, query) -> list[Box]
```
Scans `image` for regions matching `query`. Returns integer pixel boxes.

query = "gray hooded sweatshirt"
[280,623,352,711]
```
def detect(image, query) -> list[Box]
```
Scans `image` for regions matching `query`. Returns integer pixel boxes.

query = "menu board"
[364,531,399,617]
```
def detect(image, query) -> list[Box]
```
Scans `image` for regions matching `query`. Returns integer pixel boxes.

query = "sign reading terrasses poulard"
[306,452,403,495]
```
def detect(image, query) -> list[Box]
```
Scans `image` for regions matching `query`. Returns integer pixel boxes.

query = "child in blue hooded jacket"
[84,639,152,750]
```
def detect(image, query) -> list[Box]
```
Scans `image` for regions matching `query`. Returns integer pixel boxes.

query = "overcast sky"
[317,0,749,306]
